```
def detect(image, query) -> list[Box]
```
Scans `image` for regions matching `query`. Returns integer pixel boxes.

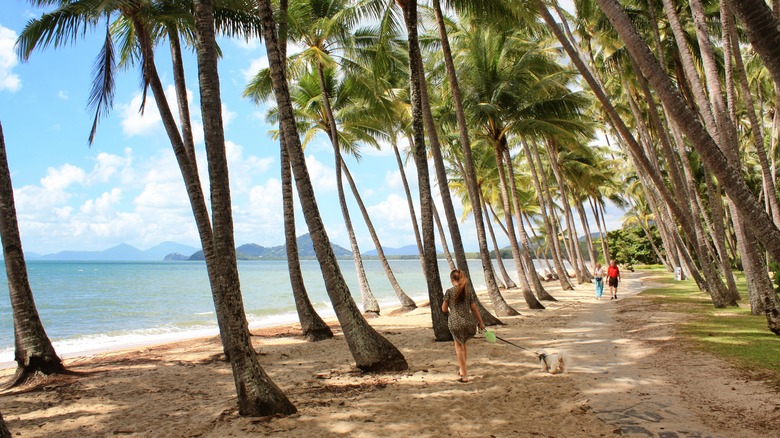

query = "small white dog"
[537,350,566,374]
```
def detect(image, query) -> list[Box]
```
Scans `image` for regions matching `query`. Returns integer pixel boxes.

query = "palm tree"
[430,0,516,322]
[19,0,297,414]
[247,65,418,312]
[0,121,63,387]
[192,0,297,416]
[278,0,333,342]
[285,0,381,315]
[256,0,410,367]
[396,0,452,338]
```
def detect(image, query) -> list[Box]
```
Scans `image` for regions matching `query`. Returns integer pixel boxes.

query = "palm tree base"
[303,327,335,342]
[3,357,66,389]
[363,310,381,319]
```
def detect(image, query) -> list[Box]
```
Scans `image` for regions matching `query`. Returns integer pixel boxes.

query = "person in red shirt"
[607,260,621,300]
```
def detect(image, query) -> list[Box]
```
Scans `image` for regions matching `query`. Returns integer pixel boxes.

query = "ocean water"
[1,258,531,367]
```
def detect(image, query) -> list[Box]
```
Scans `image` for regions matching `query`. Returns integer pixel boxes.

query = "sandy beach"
[1,271,778,437]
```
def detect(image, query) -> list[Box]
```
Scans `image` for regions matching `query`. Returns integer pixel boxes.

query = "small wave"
[193,312,213,316]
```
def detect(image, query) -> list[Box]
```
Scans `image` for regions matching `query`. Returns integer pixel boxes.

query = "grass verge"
[638,272,780,387]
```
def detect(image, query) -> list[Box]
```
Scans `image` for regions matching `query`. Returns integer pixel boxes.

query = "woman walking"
[442,269,485,383]
[607,260,621,300]
[593,262,605,299]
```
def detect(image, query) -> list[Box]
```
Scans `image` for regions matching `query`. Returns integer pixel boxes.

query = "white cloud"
[225,140,274,195]
[57,90,69,100]
[305,154,336,193]
[41,164,86,192]
[88,150,133,184]
[367,193,414,232]
[241,56,268,83]
[0,26,21,92]
[80,188,122,216]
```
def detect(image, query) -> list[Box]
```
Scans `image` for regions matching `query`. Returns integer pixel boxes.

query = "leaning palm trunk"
[494,144,536,311]
[484,201,518,289]
[393,139,426,271]
[342,162,417,311]
[282,137,333,342]
[0,122,63,386]
[503,148,556,300]
[277,0,332,342]
[193,0,296,415]
[432,204,457,271]
[723,1,780,230]
[576,200,600,271]
[730,0,780,88]
[315,64,380,316]
[257,0,412,363]
[399,0,451,340]
[528,139,574,288]
[430,0,507,324]
[126,10,234,359]
[545,140,584,283]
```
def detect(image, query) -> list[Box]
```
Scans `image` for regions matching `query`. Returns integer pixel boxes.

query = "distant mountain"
[33,241,199,261]
[144,241,199,260]
[163,253,190,261]
[181,233,352,261]
[362,245,420,257]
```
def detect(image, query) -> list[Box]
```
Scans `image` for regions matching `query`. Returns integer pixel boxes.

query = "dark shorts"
[608,277,619,288]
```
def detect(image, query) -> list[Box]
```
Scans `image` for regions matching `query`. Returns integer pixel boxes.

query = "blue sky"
[0,2,622,256]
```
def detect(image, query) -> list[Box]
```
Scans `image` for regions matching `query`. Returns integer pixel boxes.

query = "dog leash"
[484,330,535,353]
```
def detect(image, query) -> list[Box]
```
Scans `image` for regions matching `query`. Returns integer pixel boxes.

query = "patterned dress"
[443,287,478,343]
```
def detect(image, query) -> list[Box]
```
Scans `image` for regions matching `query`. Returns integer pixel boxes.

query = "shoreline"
[0,290,432,371]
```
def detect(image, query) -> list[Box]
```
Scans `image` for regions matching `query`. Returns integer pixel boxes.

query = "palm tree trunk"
[341,161,417,310]
[503,148,555,300]
[730,0,780,88]
[0,121,63,386]
[129,12,237,359]
[430,0,506,324]
[576,199,599,270]
[192,0,297,415]
[167,28,197,166]
[276,0,332,342]
[432,204,456,271]
[522,211,557,278]
[493,144,536,311]
[393,139,426,271]
[315,63,380,316]
[0,411,9,438]
[484,201,518,289]
[589,196,609,265]
[281,139,333,342]
[257,0,410,368]
[400,0,451,340]
[414,49,461,273]
[726,3,780,229]
[544,140,585,283]
[527,138,574,289]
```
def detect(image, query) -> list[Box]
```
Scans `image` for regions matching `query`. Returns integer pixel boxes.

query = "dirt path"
[557,272,779,438]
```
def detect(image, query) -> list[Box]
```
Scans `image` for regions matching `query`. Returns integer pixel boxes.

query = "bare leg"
[454,340,468,381]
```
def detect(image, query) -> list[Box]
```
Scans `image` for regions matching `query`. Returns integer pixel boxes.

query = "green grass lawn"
[638,273,780,387]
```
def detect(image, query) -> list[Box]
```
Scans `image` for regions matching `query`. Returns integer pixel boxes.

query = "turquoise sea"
[0,258,516,367]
